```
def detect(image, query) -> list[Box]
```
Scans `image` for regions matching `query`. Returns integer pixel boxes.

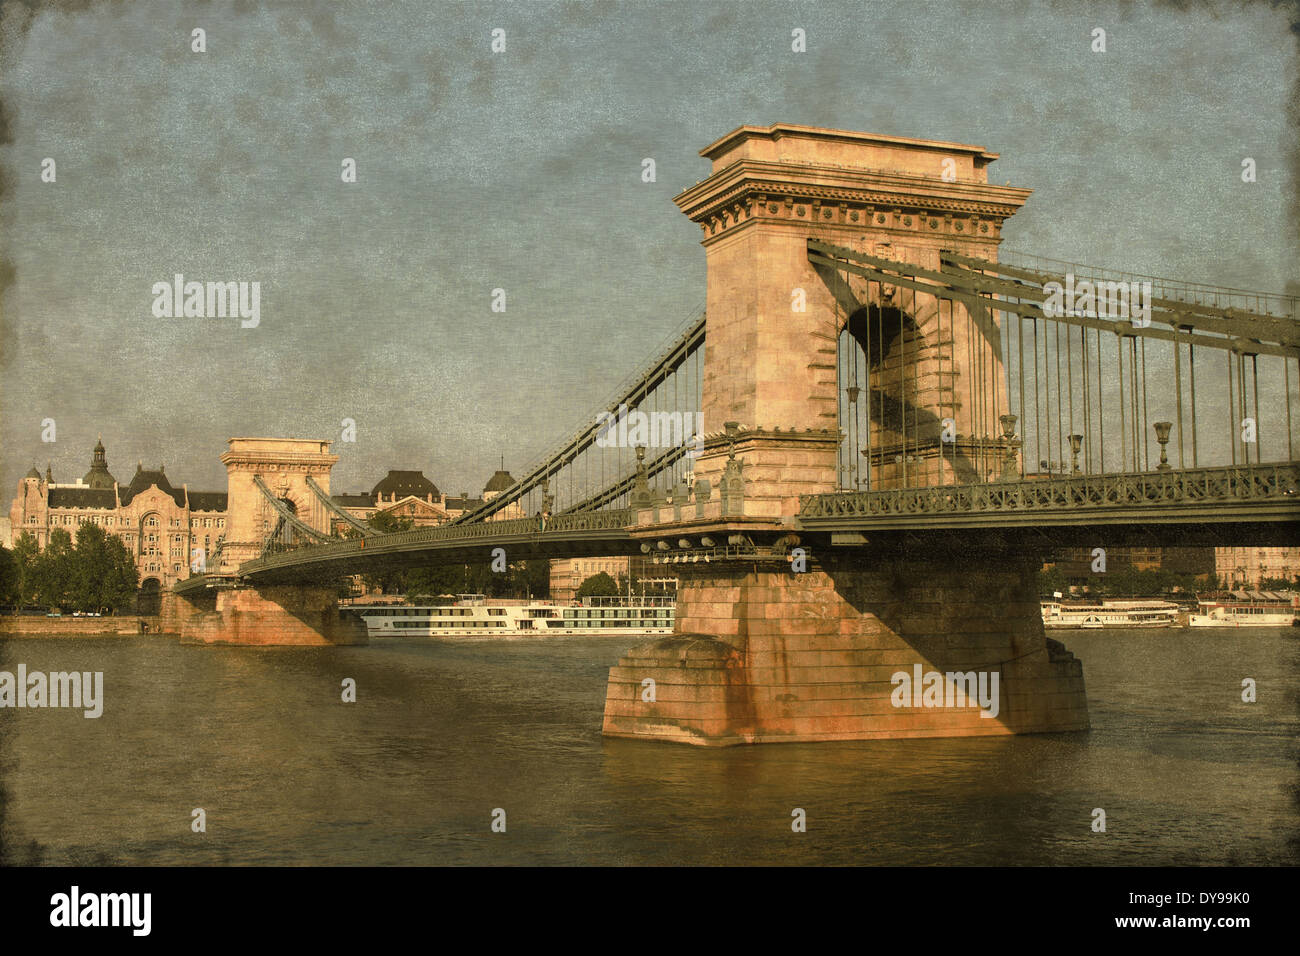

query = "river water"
[1,628,1296,865]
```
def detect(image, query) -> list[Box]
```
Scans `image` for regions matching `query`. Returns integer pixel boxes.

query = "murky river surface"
[1,627,1296,865]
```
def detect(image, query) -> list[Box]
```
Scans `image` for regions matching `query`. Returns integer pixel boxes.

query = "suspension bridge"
[169,123,1298,745]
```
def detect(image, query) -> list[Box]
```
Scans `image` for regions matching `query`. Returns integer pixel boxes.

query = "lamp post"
[998,414,1019,480]
[1153,421,1173,472]
[1068,434,1083,476]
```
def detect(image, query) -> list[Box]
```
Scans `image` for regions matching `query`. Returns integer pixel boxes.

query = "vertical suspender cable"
[1096,328,1105,473]
[1286,355,1295,462]
[1227,351,1236,466]
[1173,328,1184,469]
[1032,318,1040,474]
[1188,332,1198,467]
[1251,354,1260,466]
[1139,337,1149,471]
[1054,321,1063,475]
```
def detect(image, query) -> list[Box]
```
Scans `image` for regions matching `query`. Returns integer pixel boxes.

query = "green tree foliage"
[406,563,472,599]
[30,528,76,609]
[1037,565,1068,597]
[366,512,416,534]
[576,571,619,598]
[69,523,138,611]
[405,559,550,601]
[1085,566,1207,598]
[0,545,15,605]
[1039,562,1211,599]
[335,513,556,601]
[349,513,415,593]
[8,532,39,606]
[6,524,138,613]
[1259,575,1299,590]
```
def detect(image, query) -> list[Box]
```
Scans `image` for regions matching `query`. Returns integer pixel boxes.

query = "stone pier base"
[178,585,367,646]
[602,551,1087,745]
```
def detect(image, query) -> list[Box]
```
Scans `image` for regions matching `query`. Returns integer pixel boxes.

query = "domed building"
[8,438,229,596]
[371,469,441,503]
[82,436,117,490]
[482,470,515,499]
[329,466,524,533]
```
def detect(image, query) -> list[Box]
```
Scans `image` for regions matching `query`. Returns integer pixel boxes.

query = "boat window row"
[565,608,673,619]
[392,620,507,628]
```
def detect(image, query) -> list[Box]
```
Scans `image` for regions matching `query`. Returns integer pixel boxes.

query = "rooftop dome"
[370,469,440,500]
[483,470,515,493]
[82,434,117,490]
[25,465,41,479]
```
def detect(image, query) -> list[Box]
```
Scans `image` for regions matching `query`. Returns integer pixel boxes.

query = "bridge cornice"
[675,159,1030,244]
[220,455,340,470]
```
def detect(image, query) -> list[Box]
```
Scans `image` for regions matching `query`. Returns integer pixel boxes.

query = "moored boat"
[1187,591,1297,628]
[1041,598,1180,629]
[355,593,676,638]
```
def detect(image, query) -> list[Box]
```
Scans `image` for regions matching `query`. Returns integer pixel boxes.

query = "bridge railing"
[240,508,637,572]
[799,463,1300,522]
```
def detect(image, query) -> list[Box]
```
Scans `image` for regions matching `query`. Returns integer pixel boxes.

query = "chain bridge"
[168,124,1298,746]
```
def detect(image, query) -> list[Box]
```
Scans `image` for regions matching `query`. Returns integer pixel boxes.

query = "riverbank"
[0,615,164,636]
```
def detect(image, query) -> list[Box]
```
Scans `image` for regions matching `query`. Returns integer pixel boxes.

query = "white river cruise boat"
[1188,591,1297,628]
[356,594,676,638]
[1040,599,1180,629]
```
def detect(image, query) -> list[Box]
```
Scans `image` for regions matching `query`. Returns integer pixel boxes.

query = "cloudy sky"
[1,0,1295,499]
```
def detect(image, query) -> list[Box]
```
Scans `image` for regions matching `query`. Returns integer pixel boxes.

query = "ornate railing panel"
[798,464,1300,529]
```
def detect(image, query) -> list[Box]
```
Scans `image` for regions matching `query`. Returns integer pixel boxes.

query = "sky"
[1,0,1296,500]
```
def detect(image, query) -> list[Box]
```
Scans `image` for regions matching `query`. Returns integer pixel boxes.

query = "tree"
[515,560,550,600]
[355,512,415,593]
[406,564,470,599]
[1260,575,1299,590]
[98,532,140,612]
[9,532,39,606]
[577,572,618,599]
[1037,565,1068,597]
[366,511,415,534]
[30,528,75,610]
[70,523,113,610]
[0,545,15,607]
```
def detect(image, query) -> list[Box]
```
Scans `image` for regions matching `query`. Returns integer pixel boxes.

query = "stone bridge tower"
[603,125,1087,746]
[163,436,363,647]
[673,123,1030,506]
[218,437,338,570]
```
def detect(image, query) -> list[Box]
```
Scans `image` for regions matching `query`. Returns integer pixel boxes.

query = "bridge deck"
[172,464,1298,592]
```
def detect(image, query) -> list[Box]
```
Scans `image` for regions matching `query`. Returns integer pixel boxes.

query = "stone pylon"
[219,437,338,569]
[602,124,1087,745]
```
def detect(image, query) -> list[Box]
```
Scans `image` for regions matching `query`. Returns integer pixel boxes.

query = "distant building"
[1044,546,1216,587]
[1215,547,1300,588]
[549,555,676,603]
[7,437,229,593]
[329,468,523,533]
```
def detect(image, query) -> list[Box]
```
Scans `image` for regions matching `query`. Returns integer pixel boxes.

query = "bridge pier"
[159,588,215,635]
[602,548,1087,745]
[177,584,367,646]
